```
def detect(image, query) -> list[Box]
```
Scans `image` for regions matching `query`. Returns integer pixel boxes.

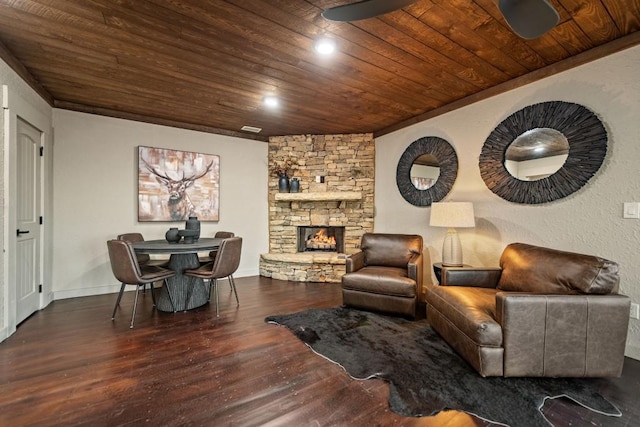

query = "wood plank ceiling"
[0,0,638,141]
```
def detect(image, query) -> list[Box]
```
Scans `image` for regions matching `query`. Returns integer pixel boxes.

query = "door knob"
[17,229,30,236]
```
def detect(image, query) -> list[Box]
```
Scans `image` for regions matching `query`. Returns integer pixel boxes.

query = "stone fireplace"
[260,134,375,283]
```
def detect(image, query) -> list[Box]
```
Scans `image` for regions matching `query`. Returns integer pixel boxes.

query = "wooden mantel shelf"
[274,191,362,202]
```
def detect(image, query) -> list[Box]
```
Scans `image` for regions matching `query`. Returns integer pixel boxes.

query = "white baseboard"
[0,326,8,344]
[626,344,640,361]
[235,268,258,278]
[53,284,124,300]
[52,269,259,301]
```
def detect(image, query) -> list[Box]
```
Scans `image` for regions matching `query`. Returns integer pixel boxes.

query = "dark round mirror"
[410,154,440,189]
[505,128,569,181]
[397,137,458,206]
[479,101,607,204]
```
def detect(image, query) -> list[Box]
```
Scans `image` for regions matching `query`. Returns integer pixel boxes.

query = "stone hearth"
[260,252,348,283]
[260,134,375,283]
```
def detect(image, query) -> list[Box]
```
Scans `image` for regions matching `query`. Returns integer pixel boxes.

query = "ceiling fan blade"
[322,0,420,22]
[498,0,560,39]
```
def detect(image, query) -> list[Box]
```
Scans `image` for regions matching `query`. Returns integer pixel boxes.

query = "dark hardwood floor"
[1,276,638,426]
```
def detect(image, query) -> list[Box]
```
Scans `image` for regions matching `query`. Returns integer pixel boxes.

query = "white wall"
[375,45,640,359]
[52,110,268,299]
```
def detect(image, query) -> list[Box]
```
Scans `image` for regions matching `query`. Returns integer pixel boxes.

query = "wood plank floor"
[1,276,638,426]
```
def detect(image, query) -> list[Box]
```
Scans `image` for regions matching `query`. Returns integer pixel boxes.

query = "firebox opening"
[297,226,345,253]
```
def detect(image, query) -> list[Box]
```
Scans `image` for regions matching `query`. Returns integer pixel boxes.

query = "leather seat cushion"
[342,266,416,298]
[426,286,502,347]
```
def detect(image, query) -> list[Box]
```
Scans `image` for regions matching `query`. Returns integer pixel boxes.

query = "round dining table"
[132,238,222,312]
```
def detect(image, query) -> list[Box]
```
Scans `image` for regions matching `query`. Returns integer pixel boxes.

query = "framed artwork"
[138,146,220,221]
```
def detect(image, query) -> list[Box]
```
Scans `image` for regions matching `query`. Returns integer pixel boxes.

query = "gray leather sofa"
[426,243,630,377]
[342,233,423,318]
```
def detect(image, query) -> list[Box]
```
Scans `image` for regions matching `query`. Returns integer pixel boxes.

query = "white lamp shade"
[429,202,475,228]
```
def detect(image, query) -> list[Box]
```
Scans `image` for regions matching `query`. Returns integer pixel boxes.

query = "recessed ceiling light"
[263,95,279,108]
[241,125,262,133]
[314,37,336,55]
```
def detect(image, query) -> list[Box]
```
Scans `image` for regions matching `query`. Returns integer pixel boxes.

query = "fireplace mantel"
[274,191,362,202]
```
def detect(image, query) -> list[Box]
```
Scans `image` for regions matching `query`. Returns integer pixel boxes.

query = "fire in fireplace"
[297,226,345,253]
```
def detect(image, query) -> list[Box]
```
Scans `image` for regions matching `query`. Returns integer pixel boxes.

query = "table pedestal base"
[156,253,209,312]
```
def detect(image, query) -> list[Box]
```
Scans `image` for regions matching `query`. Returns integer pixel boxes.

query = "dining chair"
[199,231,237,289]
[118,232,170,295]
[107,239,177,328]
[117,233,170,267]
[199,231,235,264]
[184,237,242,317]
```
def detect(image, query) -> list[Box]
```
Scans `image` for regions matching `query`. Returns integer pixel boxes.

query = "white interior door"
[16,117,42,324]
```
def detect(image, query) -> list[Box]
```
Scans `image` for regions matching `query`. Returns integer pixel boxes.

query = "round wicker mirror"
[396,136,458,206]
[479,101,607,204]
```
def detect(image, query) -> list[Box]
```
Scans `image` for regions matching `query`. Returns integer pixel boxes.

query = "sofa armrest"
[408,252,424,302]
[407,252,423,283]
[346,251,364,273]
[441,267,501,288]
[496,292,630,377]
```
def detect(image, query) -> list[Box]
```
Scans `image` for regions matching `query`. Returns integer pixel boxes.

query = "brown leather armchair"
[426,243,630,377]
[342,233,423,318]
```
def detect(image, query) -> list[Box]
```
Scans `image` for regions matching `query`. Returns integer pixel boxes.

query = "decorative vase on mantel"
[278,173,290,193]
[290,177,300,193]
[185,216,201,241]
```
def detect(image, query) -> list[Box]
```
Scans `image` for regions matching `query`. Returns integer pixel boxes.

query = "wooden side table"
[433,262,472,284]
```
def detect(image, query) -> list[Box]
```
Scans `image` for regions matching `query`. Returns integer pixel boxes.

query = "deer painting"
[141,157,214,221]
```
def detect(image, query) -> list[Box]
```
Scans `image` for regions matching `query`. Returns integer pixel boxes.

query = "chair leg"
[112,283,126,319]
[214,279,219,317]
[150,283,157,306]
[130,285,141,329]
[229,275,239,306]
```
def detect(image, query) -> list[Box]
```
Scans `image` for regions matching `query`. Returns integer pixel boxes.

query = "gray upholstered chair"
[117,232,170,295]
[198,231,235,264]
[107,239,176,328]
[198,231,237,290]
[426,243,630,377]
[342,233,424,318]
[185,237,242,317]
[117,233,170,268]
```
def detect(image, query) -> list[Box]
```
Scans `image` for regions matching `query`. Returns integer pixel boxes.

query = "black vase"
[165,227,181,244]
[290,177,300,193]
[185,216,201,241]
[278,173,290,193]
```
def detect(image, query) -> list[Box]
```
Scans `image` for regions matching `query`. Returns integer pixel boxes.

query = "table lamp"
[429,202,475,266]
